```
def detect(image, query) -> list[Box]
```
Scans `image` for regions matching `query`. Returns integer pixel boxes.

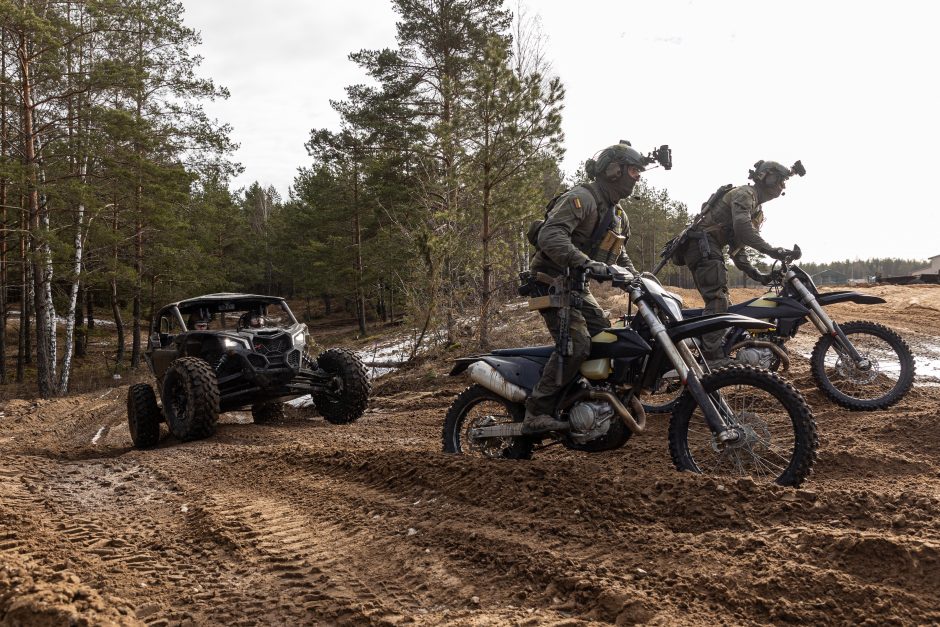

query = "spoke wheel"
[669,366,817,487]
[442,385,533,460]
[641,371,683,414]
[810,321,915,410]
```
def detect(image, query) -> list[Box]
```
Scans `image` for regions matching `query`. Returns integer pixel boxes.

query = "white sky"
[182,0,940,264]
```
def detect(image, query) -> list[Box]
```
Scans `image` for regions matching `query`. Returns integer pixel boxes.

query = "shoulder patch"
[573,197,582,209]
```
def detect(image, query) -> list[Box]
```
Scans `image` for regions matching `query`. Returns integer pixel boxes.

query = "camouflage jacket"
[693,184,775,257]
[530,184,637,277]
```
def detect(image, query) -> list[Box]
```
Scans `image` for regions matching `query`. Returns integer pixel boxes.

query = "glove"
[582,260,610,278]
[745,269,772,285]
[769,247,793,261]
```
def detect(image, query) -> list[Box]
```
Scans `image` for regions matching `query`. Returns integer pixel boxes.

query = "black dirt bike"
[645,246,915,413]
[442,267,819,487]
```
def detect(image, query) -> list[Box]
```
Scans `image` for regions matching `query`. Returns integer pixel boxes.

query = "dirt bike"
[442,266,818,487]
[645,246,915,413]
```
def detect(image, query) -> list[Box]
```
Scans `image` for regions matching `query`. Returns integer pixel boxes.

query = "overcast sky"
[181,0,939,264]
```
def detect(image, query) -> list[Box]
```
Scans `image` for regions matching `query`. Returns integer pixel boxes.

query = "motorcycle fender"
[450,356,545,392]
[668,313,776,342]
[816,291,886,306]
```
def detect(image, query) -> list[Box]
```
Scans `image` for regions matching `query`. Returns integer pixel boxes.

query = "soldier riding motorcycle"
[442,265,819,487]
[705,246,914,410]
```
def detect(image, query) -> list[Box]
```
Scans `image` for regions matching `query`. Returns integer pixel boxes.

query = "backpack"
[526,184,611,253]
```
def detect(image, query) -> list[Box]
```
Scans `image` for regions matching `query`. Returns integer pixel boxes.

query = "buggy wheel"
[161,357,220,442]
[252,401,286,424]
[312,348,371,424]
[128,383,161,449]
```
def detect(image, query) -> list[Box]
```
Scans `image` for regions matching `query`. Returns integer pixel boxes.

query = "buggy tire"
[312,348,371,424]
[442,384,533,460]
[669,366,817,487]
[810,320,915,411]
[252,401,286,424]
[128,383,161,449]
[161,357,220,442]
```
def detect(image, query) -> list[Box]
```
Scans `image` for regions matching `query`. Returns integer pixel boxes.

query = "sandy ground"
[1,285,939,626]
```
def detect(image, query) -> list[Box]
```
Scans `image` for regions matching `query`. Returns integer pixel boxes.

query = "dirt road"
[1,286,939,625]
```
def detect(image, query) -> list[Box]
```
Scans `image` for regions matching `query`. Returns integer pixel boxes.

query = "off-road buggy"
[127,293,371,448]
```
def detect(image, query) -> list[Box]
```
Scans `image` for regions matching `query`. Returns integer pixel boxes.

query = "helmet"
[748,160,791,186]
[586,140,648,183]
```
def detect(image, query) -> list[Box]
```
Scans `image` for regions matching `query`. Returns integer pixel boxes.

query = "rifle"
[651,183,733,276]
[554,267,585,385]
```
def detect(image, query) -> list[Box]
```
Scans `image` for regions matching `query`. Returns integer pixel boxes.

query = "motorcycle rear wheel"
[810,320,915,411]
[641,372,683,414]
[669,366,817,487]
[442,384,533,460]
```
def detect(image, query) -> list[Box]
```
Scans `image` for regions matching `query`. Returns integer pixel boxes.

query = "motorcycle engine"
[737,346,774,369]
[568,401,615,445]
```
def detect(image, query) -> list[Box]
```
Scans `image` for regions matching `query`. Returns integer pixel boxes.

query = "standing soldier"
[522,141,645,433]
[682,160,803,367]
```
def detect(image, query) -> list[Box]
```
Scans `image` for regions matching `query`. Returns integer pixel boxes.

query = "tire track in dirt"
[180,442,931,625]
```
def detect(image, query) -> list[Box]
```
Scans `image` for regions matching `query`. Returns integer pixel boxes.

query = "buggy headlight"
[223,337,249,350]
[292,331,306,347]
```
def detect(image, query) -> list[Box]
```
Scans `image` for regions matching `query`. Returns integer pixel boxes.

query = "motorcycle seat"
[489,345,555,358]
[682,301,753,319]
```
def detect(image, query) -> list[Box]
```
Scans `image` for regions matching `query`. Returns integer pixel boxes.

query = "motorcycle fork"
[631,293,738,441]
[787,274,868,365]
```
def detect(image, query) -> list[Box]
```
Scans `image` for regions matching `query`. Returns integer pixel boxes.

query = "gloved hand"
[769,247,793,261]
[745,269,772,285]
[582,260,610,278]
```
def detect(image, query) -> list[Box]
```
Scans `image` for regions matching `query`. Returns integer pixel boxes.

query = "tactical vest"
[528,183,627,260]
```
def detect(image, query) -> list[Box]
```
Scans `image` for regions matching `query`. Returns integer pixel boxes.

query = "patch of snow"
[91,426,107,445]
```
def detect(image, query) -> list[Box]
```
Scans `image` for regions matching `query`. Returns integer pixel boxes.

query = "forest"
[0,0,926,398]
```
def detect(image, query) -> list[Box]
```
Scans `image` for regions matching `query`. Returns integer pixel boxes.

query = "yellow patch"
[573,197,582,209]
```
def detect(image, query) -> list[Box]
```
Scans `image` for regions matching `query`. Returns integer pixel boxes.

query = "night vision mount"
[647,144,672,170]
[790,160,806,177]
[617,140,672,171]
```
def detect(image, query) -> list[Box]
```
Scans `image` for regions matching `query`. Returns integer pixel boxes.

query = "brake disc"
[465,414,514,458]
[835,353,880,385]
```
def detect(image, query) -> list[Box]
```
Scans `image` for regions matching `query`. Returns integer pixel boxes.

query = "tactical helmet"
[748,160,791,186]
[586,140,647,182]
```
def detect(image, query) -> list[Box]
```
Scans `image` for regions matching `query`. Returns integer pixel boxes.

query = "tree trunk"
[0,28,8,384]
[352,167,367,336]
[85,285,94,329]
[479,164,493,349]
[131,213,142,368]
[57,159,88,395]
[111,277,125,368]
[19,30,57,396]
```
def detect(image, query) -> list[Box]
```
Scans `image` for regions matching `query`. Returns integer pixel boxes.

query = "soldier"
[683,160,799,366]
[523,141,643,433]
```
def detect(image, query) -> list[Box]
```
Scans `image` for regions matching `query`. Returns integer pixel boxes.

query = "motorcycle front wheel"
[442,384,533,459]
[810,320,915,411]
[668,366,818,487]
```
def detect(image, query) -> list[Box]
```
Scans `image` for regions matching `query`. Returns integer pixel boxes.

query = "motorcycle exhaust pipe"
[728,340,791,371]
[466,361,528,403]
[588,390,647,434]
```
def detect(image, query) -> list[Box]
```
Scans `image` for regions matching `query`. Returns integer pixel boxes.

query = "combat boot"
[706,355,739,370]
[522,409,568,434]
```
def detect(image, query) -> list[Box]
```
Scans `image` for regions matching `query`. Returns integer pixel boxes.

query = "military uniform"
[683,184,774,359]
[526,185,636,417]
